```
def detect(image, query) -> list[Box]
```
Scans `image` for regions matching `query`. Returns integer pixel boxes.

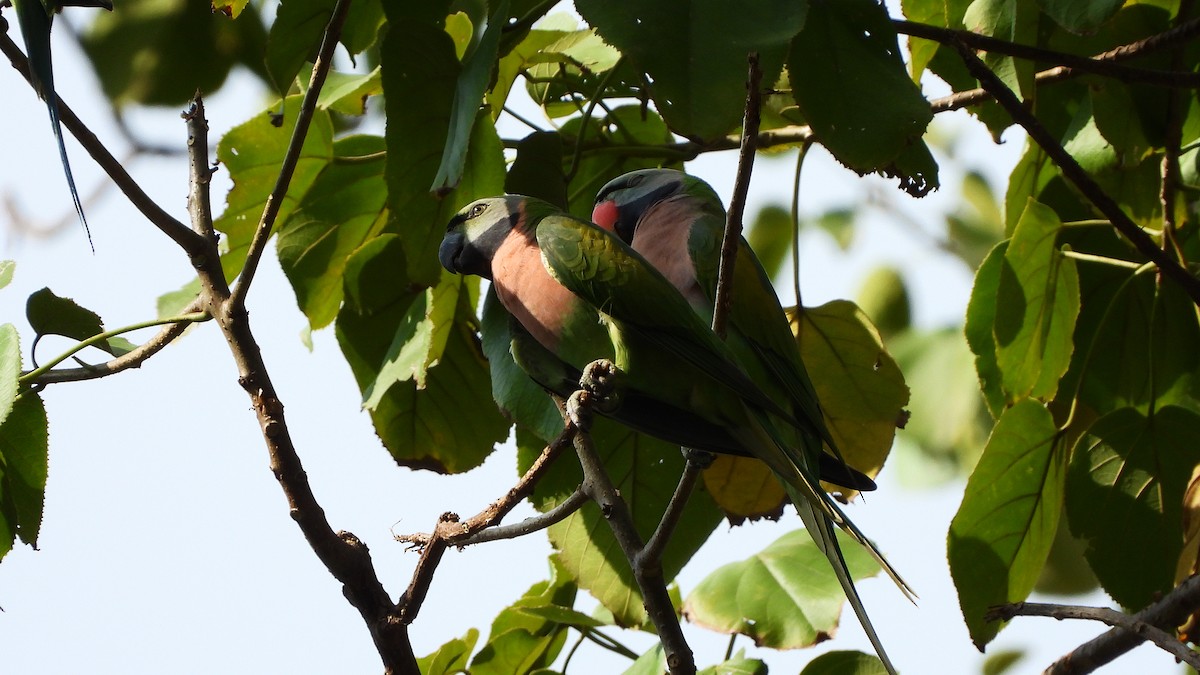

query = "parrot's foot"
[566,390,593,429]
[579,359,621,412]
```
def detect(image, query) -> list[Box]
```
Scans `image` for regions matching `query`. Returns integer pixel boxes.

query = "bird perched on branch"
[11,0,114,248]
[439,195,911,674]
[591,168,873,490]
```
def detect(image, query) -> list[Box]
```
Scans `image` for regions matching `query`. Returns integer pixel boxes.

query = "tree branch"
[949,39,1200,307]
[226,0,350,312]
[565,385,695,675]
[0,27,205,257]
[986,576,1200,674]
[457,487,588,546]
[395,427,577,623]
[895,19,1200,89]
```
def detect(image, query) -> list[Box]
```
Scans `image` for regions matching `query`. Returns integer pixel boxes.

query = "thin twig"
[895,19,1200,88]
[637,459,705,571]
[565,388,695,675]
[457,487,587,546]
[0,31,204,256]
[986,577,1200,674]
[1159,1,1194,274]
[712,53,762,340]
[950,40,1200,307]
[226,0,351,312]
[395,428,578,624]
[791,139,812,307]
[564,57,623,183]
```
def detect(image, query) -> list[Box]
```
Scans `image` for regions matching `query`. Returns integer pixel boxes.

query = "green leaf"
[963,0,1038,100]
[266,0,336,94]
[698,650,769,675]
[212,0,251,19]
[301,65,382,115]
[215,96,335,280]
[0,325,19,430]
[683,528,881,649]
[432,0,509,191]
[1037,0,1125,33]
[788,0,934,190]
[481,290,563,443]
[948,398,1064,649]
[799,650,888,675]
[340,0,385,56]
[891,328,989,475]
[1066,406,1200,609]
[471,559,576,675]
[0,261,14,291]
[25,288,132,357]
[363,271,465,408]
[0,391,48,548]
[965,242,1009,418]
[335,236,508,473]
[577,0,808,139]
[417,628,480,675]
[790,300,910,478]
[993,200,1080,403]
[277,134,388,329]
[982,649,1025,675]
[521,420,723,627]
[505,131,570,210]
[623,645,667,675]
[157,278,201,320]
[380,2,459,287]
[746,204,792,283]
[855,266,912,341]
[82,0,269,106]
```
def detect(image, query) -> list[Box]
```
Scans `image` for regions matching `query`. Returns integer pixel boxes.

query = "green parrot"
[592,168,876,487]
[439,195,912,673]
[12,0,113,248]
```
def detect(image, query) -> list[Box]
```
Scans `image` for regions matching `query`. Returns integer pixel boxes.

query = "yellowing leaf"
[702,455,786,523]
[790,300,909,480]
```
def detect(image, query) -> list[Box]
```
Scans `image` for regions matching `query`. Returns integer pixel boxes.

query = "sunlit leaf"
[702,455,787,523]
[0,261,14,291]
[683,529,880,649]
[790,300,909,479]
[799,650,887,675]
[25,288,133,357]
[266,0,336,94]
[948,399,1064,649]
[0,325,19,429]
[965,242,1009,418]
[993,200,1080,403]
[699,650,768,675]
[417,629,479,675]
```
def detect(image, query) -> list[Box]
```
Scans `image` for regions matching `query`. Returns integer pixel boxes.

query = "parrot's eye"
[467,203,487,219]
[626,174,645,188]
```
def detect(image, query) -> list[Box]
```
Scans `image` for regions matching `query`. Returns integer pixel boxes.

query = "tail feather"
[790,488,900,675]
[46,97,94,251]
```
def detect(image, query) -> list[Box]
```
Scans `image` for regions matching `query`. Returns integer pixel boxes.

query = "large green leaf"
[0,391,48,549]
[480,289,563,443]
[266,0,336,94]
[965,242,1009,418]
[1066,406,1200,609]
[518,421,723,627]
[417,629,479,675]
[788,0,935,195]
[82,0,269,106]
[470,558,576,675]
[948,399,1064,649]
[276,134,388,329]
[682,528,881,649]
[0,261,14,291]
[335,236,508,473]
[576,0,808,140]
[963,0,1038,100]
[432,0,509,191]
[790,300,910,479]
[993,200,1080,403]
[1037,0,1125,34]
[215,96,335,280]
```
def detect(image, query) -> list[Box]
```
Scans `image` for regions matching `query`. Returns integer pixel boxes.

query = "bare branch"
[0,31,205,256]
[986,576,1200,674]
[638,457,706,571]
[457,487,588,546]
[949,39,1200,307]
[227,0,351,312]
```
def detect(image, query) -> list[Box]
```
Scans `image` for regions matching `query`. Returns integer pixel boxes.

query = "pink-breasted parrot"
[12,0,113,248]
[439,195,911,673]
[591,168,871,488]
